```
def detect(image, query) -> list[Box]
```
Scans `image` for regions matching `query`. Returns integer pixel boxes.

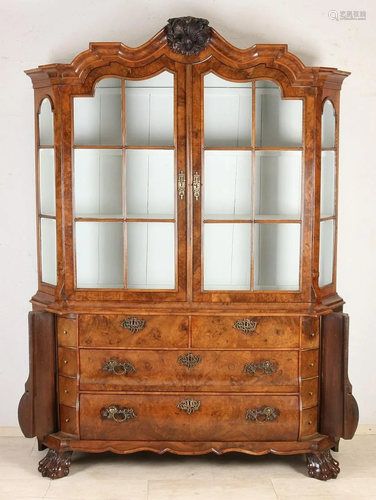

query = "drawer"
[60,405,76,435]
[59,376,77,407]
[57,317,77,347]
[301,407,318,437]
[58,347,77,377]
[192,316,299,349]
[79,315,188,348]
[301,350,319,379]
[301,378,319,408]
[301,317,319,349]
[80,394,299,442]
[79,349,299,393]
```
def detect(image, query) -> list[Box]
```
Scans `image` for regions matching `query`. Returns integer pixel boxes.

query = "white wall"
[0,0,375,427]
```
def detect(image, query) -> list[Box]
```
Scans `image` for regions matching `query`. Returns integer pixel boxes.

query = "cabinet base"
[38,432,340,480]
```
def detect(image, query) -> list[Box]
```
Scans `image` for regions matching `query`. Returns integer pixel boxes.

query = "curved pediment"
[25,17,349,89]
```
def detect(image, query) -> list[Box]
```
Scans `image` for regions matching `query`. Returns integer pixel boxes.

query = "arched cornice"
[25,19,350,90]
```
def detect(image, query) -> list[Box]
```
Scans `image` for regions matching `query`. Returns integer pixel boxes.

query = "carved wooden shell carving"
[166,17,211,56]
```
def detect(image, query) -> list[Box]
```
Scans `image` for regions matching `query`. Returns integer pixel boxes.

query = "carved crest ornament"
[166,17,211,56]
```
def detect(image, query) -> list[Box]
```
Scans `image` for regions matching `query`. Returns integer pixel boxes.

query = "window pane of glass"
[126,72,174,146]
[319,220,335,287]
[254,223,300,290]
[39,149,56,216]
[127,222,175,289]
[204,223,251,290]
[204,151,252,219]
[41,217,57,285]
[322,100,335,148]
[74,149,123,218]
[255,81,302,147]
[76,222,124,288]
[204,74,252,147]
[321,151,336,217]
[39,98,54,146]
[255,151,301,220]
[74,78,122,146]
[126,150,174,218]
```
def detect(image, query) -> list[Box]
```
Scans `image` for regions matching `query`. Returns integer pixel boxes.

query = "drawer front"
[59,376,77,407]
[301,378,319,408]
[301,350,319,379]
[60,405,77,435]
[57,317,77,347]
[192,316,299,349]
[79,315,189,348]
[58,347,77,377]
[80,394,299,441]
[301,407,318,437]
[80,350,299,393]
[301,317,319,349]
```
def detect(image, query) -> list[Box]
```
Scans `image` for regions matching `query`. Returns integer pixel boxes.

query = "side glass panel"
[39,98,56,285]
[319,100,336,287]
[202,75,302,292]
[73,73,176,290]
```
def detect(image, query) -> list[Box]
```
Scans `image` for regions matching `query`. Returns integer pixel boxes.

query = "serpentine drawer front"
[80,394,300,441]
[79,315,189,348]
[79,349,299,392]
[191,316,300,349]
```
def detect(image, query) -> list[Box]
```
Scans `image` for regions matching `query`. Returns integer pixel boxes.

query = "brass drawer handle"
[103,359,136,376]
[244,360,276,376]
[100,405,137,422]
[245,406,279,423]
[177,398,201,415]
[120,317,145,334]
[178,353,202,369]
[233,318,257,335]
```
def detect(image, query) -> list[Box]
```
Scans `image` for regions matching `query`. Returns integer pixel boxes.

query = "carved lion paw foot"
[38,449,73,479]
[306,450,340,481]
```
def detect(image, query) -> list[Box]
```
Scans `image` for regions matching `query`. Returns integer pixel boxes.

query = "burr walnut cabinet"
[18,17,358,480]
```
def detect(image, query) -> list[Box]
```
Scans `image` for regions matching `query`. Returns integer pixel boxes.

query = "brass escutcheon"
[120,317,145,334]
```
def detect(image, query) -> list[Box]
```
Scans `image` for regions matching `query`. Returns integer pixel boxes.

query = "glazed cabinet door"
[191,62,311,303]
[66,62,187,301]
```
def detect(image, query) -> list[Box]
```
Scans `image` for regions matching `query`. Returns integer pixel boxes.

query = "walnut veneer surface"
[18,16,358,481]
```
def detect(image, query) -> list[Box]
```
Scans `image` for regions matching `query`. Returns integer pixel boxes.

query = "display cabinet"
[18,17,358,480]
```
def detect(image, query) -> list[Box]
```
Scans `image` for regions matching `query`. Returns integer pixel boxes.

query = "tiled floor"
[0,435,375,499]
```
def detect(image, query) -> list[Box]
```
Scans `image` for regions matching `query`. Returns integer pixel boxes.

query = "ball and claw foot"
[306,450,340,481]
[38,449,73,479]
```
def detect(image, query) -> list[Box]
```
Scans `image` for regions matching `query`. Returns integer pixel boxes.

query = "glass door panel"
[255,151,301,220]
[39,98,54,146]
[73,72,178,292]
[204,151,252,219]
[320,151,336,217]
[204,74,252,147]
[127,222,175,289]
[319,100,337,287]
[255,81,302,147]
[41,218,57,285]
[39,98,57,286]
[126,73,174,146]
[254,223,300,290]
[322,100,336,148]
[74,78,122,146]
[39,149,56,216]
[74,149,123,218]
[204,223,251,290]
[76,222,124,288]
[319,220,335,287]
[126,150,174,218]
